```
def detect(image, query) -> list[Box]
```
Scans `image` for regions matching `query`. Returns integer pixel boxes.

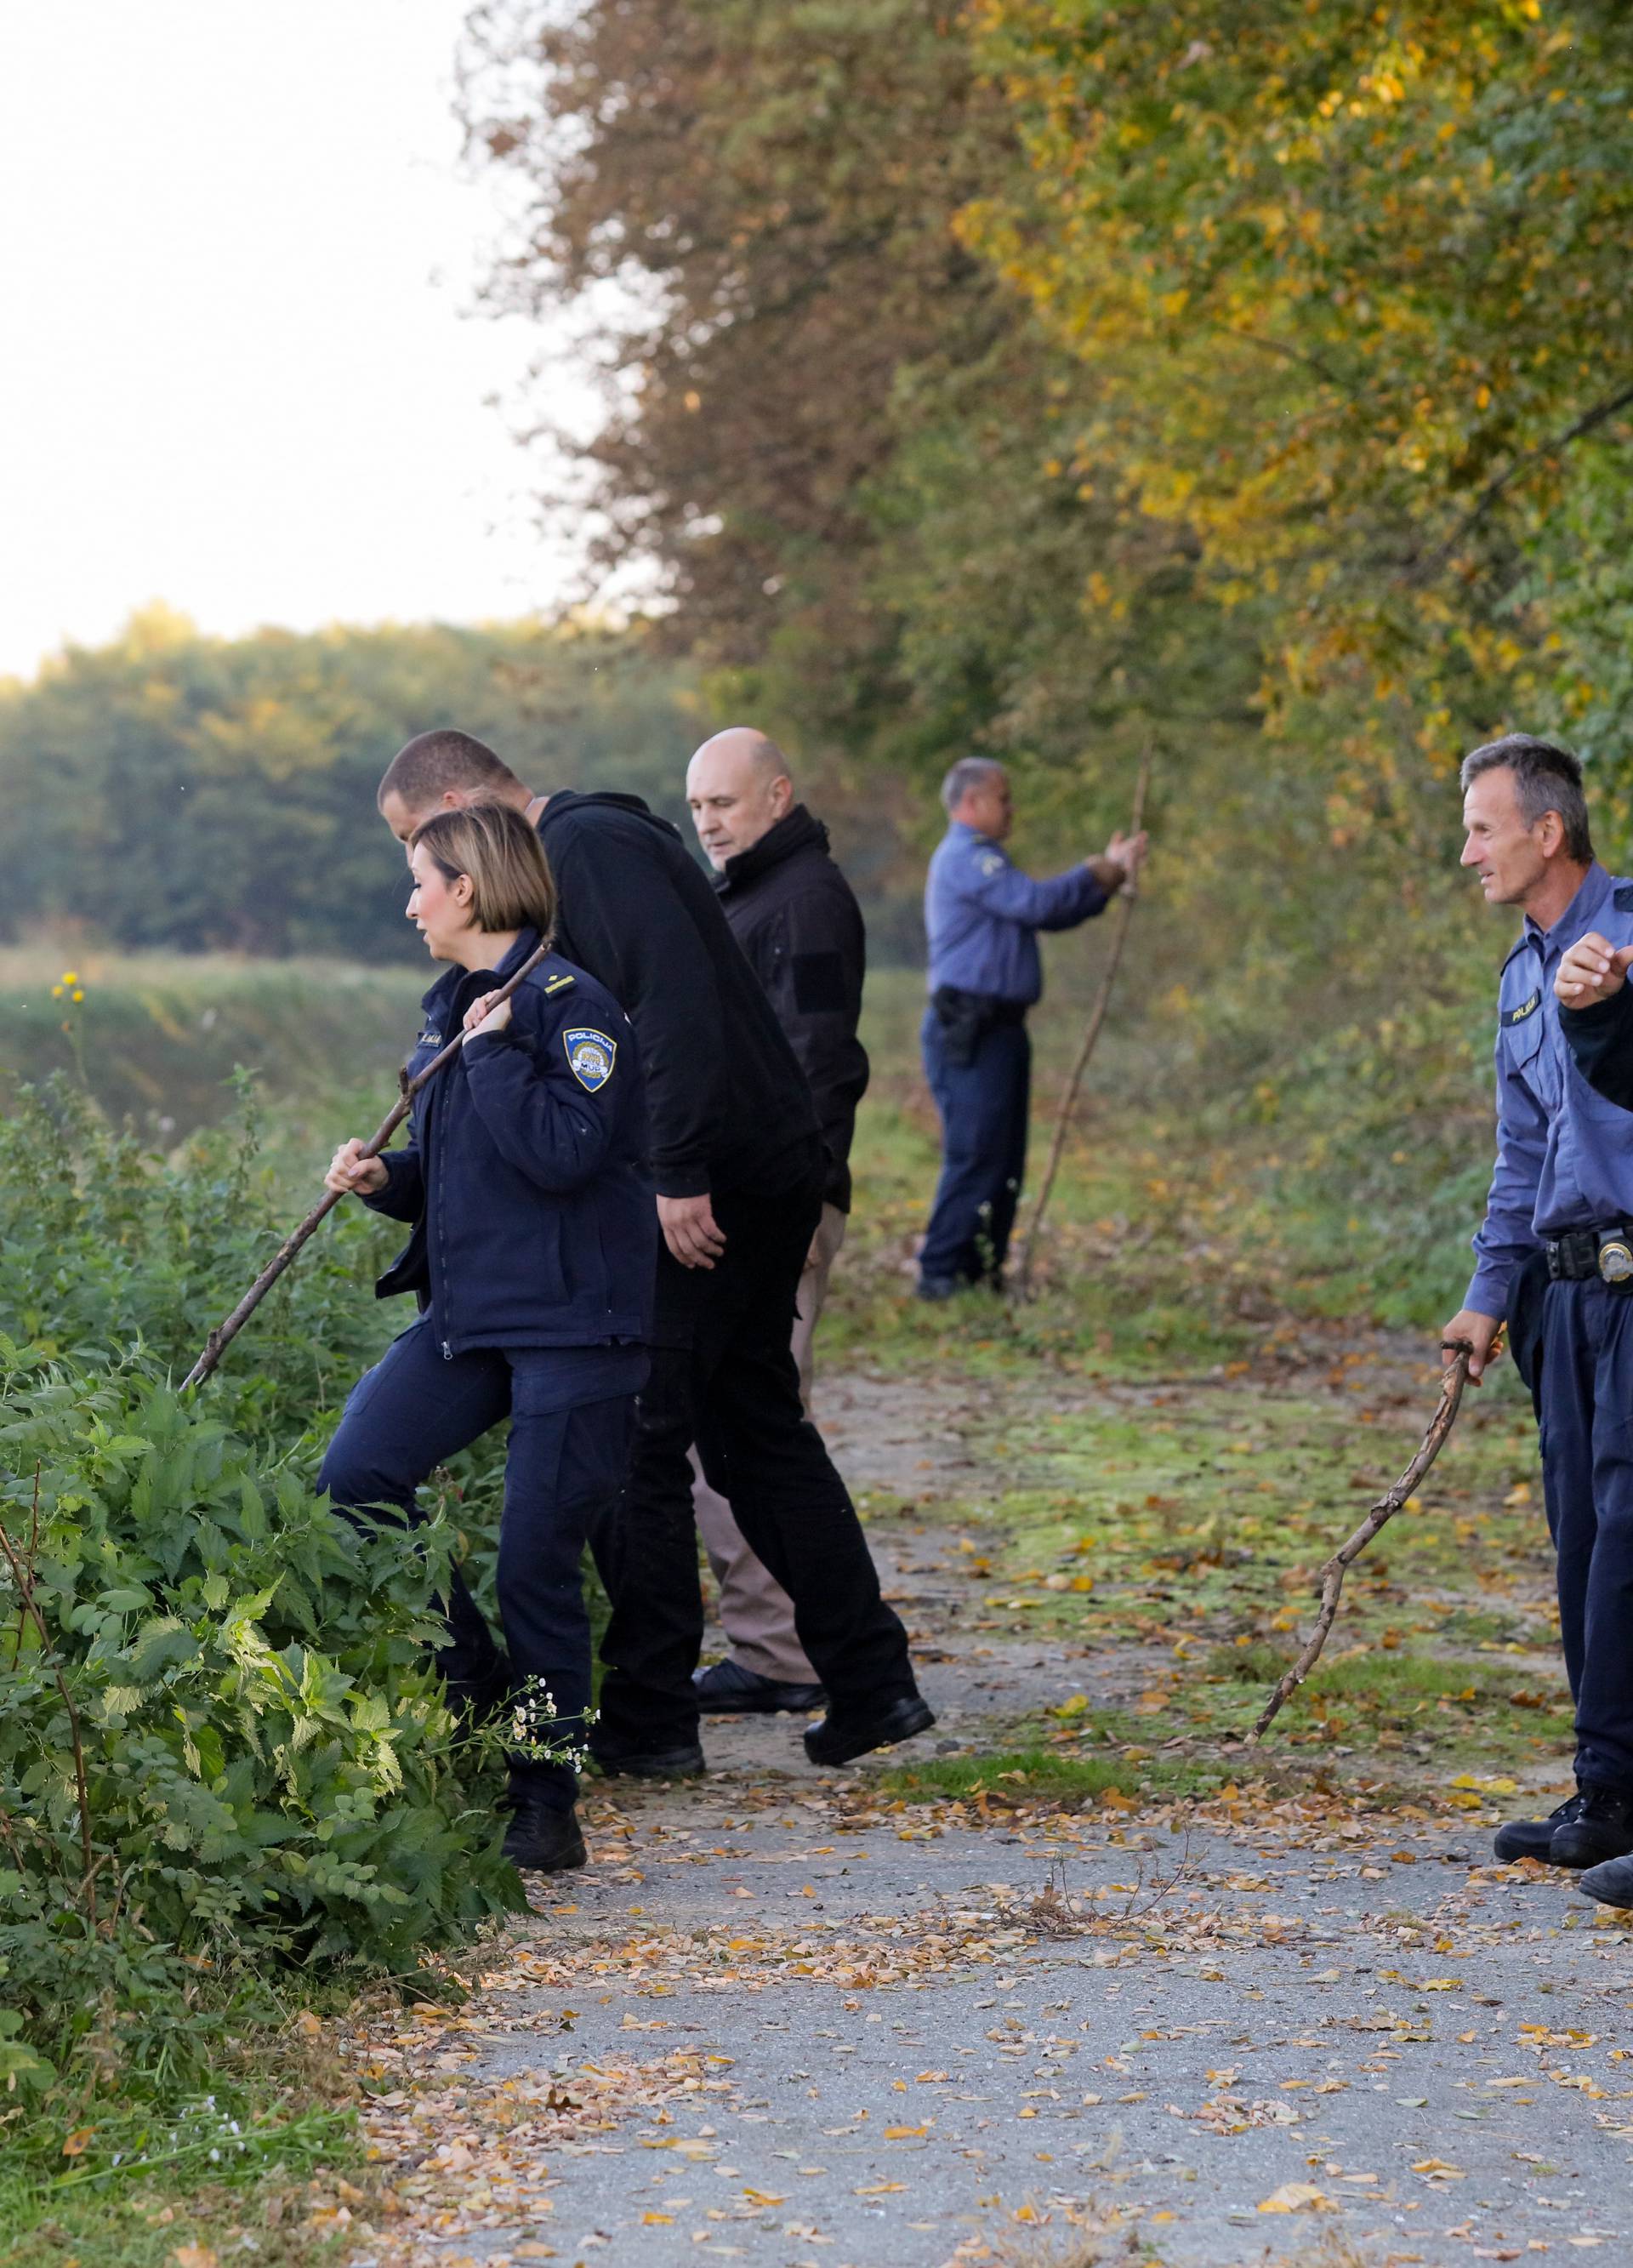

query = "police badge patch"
[563,1027,617,1091]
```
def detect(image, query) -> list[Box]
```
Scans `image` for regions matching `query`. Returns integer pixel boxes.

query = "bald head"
[686,727,796,869]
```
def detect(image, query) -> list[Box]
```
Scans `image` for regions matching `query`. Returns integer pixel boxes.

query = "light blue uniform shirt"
[1469,860,1633,1316]
[925,821,1108,1006]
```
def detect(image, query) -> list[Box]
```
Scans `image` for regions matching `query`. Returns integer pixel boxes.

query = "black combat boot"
[1549,1785,1633,1868]
[1493,1791,1587,1864]
[502,1796,587,1874]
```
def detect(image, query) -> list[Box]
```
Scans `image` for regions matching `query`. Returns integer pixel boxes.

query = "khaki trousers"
[690,1202,845,1684]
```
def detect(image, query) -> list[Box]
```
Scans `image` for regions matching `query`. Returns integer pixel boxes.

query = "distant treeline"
[0,610,925,964]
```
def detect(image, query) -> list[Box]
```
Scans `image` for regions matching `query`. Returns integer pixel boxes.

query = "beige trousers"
[690,1202,846,1685]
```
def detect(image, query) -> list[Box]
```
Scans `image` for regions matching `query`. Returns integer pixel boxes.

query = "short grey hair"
[1460,733,1593,863]
[941,756,1006,814]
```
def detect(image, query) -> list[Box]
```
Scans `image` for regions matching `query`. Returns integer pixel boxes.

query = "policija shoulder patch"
[563,1027,617,1091]
[1501,989,1541,1027]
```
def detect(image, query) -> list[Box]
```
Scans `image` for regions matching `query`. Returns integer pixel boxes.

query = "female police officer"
[321,800,653,1874]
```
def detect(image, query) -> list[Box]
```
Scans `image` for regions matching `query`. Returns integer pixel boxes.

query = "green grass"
[0,2094,366,2267]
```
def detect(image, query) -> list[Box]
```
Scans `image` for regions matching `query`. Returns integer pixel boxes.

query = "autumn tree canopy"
[464,0,1633,858]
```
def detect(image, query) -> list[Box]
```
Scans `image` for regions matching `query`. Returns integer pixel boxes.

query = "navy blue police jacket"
[362,927,655,1355]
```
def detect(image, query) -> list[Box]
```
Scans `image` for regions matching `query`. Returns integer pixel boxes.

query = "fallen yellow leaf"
[1257,2183,1334,2214]
[60,2128,94,2158]
[884,2124,930,2139]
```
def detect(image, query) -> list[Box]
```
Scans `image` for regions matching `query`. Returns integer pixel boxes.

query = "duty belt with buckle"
[1545,1225,1633,1285]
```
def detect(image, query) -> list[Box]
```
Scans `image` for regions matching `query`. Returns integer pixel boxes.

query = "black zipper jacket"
[713,805,869,1213]
[364,928,655,1353]
[1560,983,1633,1111]
[536,790,819,1200]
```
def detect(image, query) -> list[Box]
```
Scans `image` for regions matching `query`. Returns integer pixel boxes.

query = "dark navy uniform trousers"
[589,1138,916,1757]
[1539,1277,1633,1794]
[919,1007,1031,1287]
[318,1318,640,1811]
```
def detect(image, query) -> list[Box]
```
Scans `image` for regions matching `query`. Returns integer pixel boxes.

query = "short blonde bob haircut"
[410,801,557,943]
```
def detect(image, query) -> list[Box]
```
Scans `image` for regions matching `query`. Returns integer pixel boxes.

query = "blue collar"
[1525,863,1610,956]
[420,924,542,1014]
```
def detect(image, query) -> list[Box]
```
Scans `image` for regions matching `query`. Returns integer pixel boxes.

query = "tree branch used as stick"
[1250,1342,1473,1741]
[1014,743,1154,1299]
[181,943,550,1389]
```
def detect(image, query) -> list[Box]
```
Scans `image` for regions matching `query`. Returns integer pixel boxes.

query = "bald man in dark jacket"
[686,728,869,1711]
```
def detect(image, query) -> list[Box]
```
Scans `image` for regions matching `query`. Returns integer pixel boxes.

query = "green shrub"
[0,1082,527,2144]
[0,1346,524,2107]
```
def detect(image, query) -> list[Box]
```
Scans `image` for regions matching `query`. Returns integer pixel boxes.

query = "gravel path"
[347,1368,1633,2268]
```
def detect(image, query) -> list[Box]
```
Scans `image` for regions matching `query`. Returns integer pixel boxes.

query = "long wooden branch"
[1014,744,1153,1299]
[181,944,550,1390]
[1250,1342,1473,1741]
[1408,378,1633,584]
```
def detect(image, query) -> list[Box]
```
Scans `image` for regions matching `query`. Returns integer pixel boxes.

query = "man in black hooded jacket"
[685,727,868,1713]
[377,728,932,1778]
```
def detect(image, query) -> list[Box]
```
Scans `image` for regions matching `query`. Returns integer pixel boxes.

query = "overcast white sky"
[0,2,585,679]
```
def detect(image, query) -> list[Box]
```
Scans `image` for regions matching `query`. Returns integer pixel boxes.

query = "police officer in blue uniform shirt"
[918,757,1147,1297]
[1441,734,1633,1880]
[321,801,654,1879]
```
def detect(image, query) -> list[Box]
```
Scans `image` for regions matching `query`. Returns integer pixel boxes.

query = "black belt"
[1545,1224,1633,1284]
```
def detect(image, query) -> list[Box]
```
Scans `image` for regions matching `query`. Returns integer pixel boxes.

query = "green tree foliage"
[465,0,1633,1054]
[0,610,698,958]
[963,0,1633,806]
[463,0,1220,801]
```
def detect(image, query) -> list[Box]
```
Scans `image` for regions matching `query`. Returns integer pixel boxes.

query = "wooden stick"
[181,944,550,1390]
[1014,742,1153,1298]
[1249,1342,1473,1741]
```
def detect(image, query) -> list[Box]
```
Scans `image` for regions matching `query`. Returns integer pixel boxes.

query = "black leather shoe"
[502,1798,587,1873]
[915,1276,961,1302]
[1494,1792,1586,1864]
[590,1741,706,1779]
[1579,1853,1633,1907]
[694,1658,826,1715]
[804,1692,936,1767]
[1550,1785,1633,1868]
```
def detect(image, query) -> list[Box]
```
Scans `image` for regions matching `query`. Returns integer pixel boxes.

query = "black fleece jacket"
[714,805,869,1213]
[1560,983,1633,1110]
[536,789,818,1200]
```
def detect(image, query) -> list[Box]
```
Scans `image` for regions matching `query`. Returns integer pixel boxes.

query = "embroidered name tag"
[1501,990,1541,1027]
[418,1029,442,1047]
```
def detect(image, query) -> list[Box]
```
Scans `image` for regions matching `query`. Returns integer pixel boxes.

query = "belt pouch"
[932,986,992,1071]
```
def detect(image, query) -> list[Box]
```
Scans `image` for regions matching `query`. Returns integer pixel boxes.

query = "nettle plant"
[0,1347,527,2097]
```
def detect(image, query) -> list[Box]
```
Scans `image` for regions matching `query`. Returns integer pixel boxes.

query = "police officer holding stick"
[918,758,1146,1298]
[1442,734,1633,1882]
